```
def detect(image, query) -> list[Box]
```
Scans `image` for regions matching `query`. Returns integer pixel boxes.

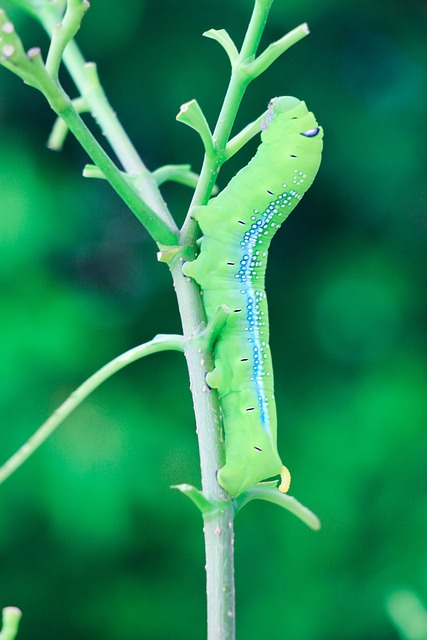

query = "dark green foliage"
[0,0,426,638]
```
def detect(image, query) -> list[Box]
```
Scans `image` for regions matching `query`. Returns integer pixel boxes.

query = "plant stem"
[0,335,184,486]
[37,5,176,233]
[180,0,274,244]
[170,256,235,639]
[0,607,22,640]
[174,2,279,636]
[1,3,311,639]
[52,98,178,245]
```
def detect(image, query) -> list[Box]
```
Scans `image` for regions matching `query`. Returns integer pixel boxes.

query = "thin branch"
[224,111,265,160]
[179,0,306,244]
[38,6,176,232]
[0,608,22,640]
[234,486,321,530]
[47,95,88,150]
[246,23,309,78]
[45,0,90,79]
[0,11,178,245]
[0,335,184,486]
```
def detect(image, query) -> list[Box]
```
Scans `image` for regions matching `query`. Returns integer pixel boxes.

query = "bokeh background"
[1,0,427,638]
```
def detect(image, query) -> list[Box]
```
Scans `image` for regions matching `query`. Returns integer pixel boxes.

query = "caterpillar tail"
[278,465,291,493]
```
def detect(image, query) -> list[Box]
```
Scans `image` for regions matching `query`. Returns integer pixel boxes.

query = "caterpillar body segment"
[183,97,323,496]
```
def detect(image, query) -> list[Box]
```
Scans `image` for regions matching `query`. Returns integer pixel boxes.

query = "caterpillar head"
[261,96,323,156]
[262,96,301,130]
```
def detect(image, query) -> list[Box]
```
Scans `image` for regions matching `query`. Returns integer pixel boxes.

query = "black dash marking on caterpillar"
[246,407,255,412]
[238,220,246,225]
[254,446,263,452]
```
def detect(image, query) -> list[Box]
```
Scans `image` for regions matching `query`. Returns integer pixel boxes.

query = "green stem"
[386,591,427,640]
[180,0,274,244]
[247,23,309,78]
[38,6,177,235]
[45,0,90,79]
[53,100,178,245]
[152,164,201,190]
[0,608,22,640]
[174,3,281,636]
[170,255,235,640]
[0,18,177,244]
[234,487,321,530]
[224,111,265,160]
[47,95,88,150]
[239,0,274,60]
[0,335,184,486]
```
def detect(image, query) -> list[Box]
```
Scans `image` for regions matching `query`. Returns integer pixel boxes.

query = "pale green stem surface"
[170,258,235,640]
[174,1,301,637]
[386,591,427,640]
[37,6,176,232]
[235,486,321,530]
[180,0,308,245]
[0,12,177,245]
[0,608,22,640]
[50,100,177,245]
[45,0,89,79]
[247,22,309,78]
[152,164,202,190]
[0,335,184,486]
[224,112,265,160]
[47,95,87,150]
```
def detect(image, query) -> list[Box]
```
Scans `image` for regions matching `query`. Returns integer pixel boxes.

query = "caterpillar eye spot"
[254,446,263,452]
[301,127,320,137]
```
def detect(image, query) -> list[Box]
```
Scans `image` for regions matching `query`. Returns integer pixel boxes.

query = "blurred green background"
[1,0,427,638]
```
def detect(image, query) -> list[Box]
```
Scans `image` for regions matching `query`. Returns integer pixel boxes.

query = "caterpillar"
[183,96,323,497]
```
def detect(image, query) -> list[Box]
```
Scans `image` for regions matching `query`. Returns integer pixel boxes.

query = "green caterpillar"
[183,97,323,497]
